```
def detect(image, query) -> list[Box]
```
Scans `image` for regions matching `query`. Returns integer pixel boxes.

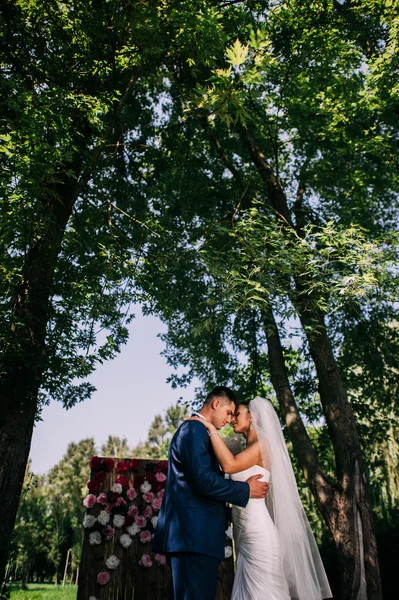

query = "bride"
[189,396,332,600]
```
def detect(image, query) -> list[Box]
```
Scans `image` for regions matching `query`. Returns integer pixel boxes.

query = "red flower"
[154,461,168,474]
[95,471,107,483]
[125,514,135,527]
[146,472,156,484]
[152,481,163,494]
[87,479,100,493]
[104,526,115,541]
[116,475,129,488]
[89,456,101,470]
[116,461,128,473]
[134,474,145,488]
[102,458,115,471]
[129,459,140,471]
[110,492,120,505]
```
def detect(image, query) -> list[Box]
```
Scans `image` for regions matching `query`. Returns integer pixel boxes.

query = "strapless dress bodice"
[230,464,270,484]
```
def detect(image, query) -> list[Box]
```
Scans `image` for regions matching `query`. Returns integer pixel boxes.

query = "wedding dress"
[231,464,290,600]
[229,397,332,600]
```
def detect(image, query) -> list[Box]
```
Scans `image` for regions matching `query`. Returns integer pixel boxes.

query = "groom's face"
[210,398,235,430]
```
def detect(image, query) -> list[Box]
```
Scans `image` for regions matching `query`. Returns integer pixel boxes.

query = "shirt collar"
[192,411,208,421]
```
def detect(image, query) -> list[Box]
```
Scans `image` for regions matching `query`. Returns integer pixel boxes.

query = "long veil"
[249,396,332,600]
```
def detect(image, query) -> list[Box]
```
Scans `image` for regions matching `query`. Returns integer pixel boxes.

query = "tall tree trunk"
[241,129,382,600]
[0,163,82,584]
[0,71,138,584]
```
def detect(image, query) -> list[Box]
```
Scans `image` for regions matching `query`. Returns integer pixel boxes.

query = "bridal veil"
[249,396,332,600]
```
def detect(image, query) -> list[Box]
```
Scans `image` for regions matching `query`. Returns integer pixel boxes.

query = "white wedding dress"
[230,465,291,600]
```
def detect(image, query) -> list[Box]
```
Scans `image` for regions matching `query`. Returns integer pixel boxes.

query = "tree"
[0,0,229,579]
[100,436,131,459]
[132,2,399,598]
[1,1,397,596]
[46,439,96,581]
[6,465,53,587]
[132,403,190,459]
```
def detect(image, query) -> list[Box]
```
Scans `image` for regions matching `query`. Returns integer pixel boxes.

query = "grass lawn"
[9,583,77,600]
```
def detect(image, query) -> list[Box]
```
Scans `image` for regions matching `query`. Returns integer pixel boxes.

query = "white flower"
[140,481,152,493]
[105,554,120,570]
[127,523,140,536]
[89,596,99,600]
[113,514,125,528]
[225,525,233,540]
[225,546,233,559]
[111,483,123,494]
[151,516,158,529]
[97,510,110,526]
[89,531,102,546]
[120,533,132,549]
[83,515,97,528]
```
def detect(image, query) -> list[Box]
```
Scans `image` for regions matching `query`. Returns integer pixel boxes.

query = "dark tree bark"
[240,129,382,600]
[0,71,139,584]
[0,158,84,585]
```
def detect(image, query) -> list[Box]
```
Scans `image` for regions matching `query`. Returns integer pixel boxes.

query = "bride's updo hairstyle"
[233,400,252,434]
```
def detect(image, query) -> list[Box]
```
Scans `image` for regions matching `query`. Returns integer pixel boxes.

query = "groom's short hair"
[204,386,238,406]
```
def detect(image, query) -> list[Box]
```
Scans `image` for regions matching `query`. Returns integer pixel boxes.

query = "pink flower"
[126,487,137,500]
[142,506,153,519]
[135,515,147,528]
[152,498,162,511]
[139,554,153,568]
[155,472,167,483]
[105,503,112,514]
[157,489,165,499]
[139,530,152,544]
[154,553,167,566]
[104,526,115,541]
[116,497,127,508]
[97,571,110,585]
[83,494,97,508]
[97,493,108,505]
[143,491,154,503]
[128,505,139,518]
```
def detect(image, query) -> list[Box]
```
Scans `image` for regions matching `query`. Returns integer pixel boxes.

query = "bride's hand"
[185,416,217,434]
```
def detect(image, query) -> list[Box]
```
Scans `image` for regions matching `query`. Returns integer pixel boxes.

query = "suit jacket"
[152,420,249,561]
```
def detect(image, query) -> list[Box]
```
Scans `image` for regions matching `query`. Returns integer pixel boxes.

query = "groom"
[152,386,268,600]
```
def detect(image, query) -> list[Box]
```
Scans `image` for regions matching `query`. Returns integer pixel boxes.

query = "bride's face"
[232,405,251,434]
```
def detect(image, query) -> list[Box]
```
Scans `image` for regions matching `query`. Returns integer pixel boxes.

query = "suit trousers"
[166,551,220,600]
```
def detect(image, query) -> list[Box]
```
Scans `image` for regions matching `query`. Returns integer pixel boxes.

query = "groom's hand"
[247,474,269,498]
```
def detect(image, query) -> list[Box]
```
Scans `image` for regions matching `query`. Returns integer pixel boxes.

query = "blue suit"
[152,420,249,599]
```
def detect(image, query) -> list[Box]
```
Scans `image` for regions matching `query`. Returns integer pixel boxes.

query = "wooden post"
[77,457,234,600]
[62,549,70,588]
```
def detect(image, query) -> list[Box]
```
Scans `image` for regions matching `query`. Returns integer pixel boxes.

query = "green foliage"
[9,583,77,600]
[8,441,95,584]
[0,0,232,410]
[132,403,190,459]
[8,400,186,582]
[132,0,399,532]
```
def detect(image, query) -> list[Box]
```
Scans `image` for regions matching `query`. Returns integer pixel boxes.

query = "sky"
[29,307,199,475]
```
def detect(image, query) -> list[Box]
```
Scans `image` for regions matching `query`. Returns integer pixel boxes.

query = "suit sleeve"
[176,421,249,508]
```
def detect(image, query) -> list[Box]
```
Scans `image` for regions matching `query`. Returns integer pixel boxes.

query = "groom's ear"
[211,398,221,410]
